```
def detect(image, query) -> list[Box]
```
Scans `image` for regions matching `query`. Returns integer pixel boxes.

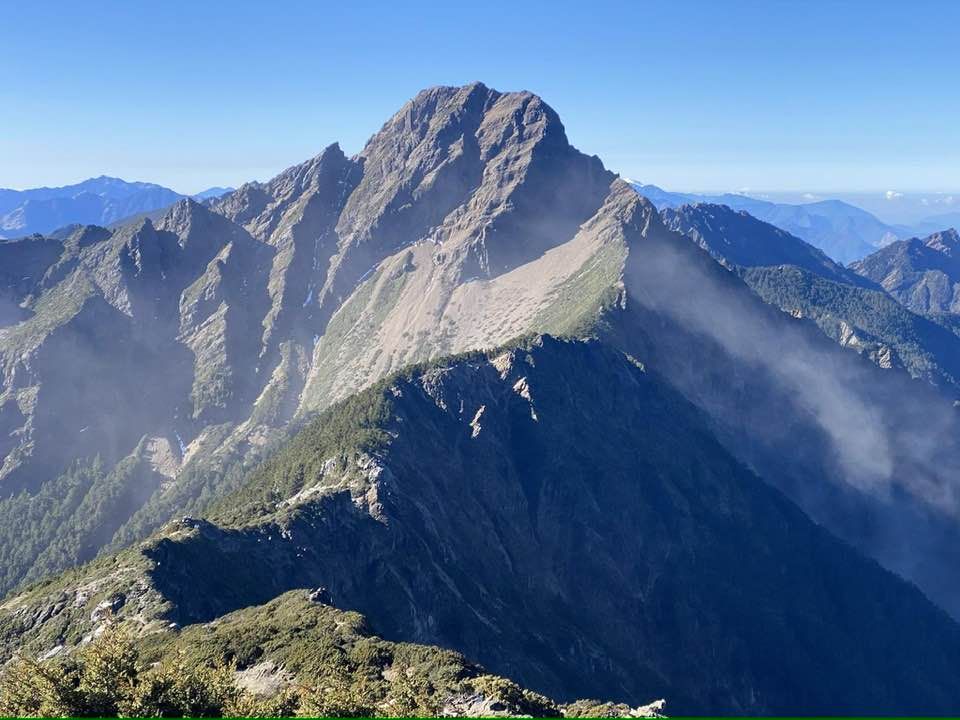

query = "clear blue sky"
[2,0,958,194]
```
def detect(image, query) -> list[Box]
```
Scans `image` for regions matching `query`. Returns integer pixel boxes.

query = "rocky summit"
[5,83,960,716]
[852,228,960,316]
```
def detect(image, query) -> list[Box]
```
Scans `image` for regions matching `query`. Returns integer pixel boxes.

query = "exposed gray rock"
[852,228,960,315]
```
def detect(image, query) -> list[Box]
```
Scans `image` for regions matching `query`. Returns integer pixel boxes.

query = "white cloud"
[885,190,903,200]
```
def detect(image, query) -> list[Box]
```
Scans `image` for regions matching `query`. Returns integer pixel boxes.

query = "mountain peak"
[274,142,349,192]
[852,227,960,314]
[924,227,960,254]
[363,82,573,165]
[157,196,208,229]
[359,82,500,161]
[403,81,494,114]
[156,196,251,263]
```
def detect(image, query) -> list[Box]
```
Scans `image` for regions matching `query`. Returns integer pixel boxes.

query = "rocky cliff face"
[852,228,960,315]
[5,337,960,715]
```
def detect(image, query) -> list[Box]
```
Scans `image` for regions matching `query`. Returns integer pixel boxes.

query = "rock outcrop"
[852,228,960,315]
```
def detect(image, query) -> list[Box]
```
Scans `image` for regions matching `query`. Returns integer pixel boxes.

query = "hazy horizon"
[3,171,960,201]
[4,171,956,228]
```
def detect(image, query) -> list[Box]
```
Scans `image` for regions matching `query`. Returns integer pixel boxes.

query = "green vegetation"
[0,590,627,718]
[0,630,295,718]
[742,265,960,391]
[0,432,229,599]
[24,443,166,586]
[106,423,264,551]
[532,241,626,339]
[211,384,395,524]
[0,459,104,596]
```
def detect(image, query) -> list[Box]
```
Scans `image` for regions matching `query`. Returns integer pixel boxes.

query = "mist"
[620,211,960,616]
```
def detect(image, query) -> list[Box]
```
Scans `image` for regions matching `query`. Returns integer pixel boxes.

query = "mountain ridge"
[3,84,960,622]
[634,182,903,263]
[0,176,234,239]
[7,336,960,715]
[663,203,960,394]
[852,229,960,316]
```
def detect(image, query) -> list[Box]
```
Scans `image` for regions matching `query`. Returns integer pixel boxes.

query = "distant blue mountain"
[908,211,960,238]
[631,183,902,264]
[192,186,235,201]
[0,176,185,238]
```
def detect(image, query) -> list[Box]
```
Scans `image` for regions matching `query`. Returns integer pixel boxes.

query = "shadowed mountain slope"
[5,338,960,715]
[663,203,960,394]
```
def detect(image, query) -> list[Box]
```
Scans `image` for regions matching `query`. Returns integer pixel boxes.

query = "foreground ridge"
[5,337,960,715]
[0,589,666,718]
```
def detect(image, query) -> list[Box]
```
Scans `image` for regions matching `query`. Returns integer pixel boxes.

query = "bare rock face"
[297,179,637,413]
[216,143,359,349]
[323,82,611,303]
[852,228,960,315]
[0,236,63,324]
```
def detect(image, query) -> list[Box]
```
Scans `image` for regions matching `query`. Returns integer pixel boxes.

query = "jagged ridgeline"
[5,83,960,715]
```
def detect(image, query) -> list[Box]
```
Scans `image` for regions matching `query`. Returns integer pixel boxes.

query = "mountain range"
[4,174,949,272]
[633,182,952,264]
[0,177,233,239]
[663,204,960,394]
[4,83,960,715]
